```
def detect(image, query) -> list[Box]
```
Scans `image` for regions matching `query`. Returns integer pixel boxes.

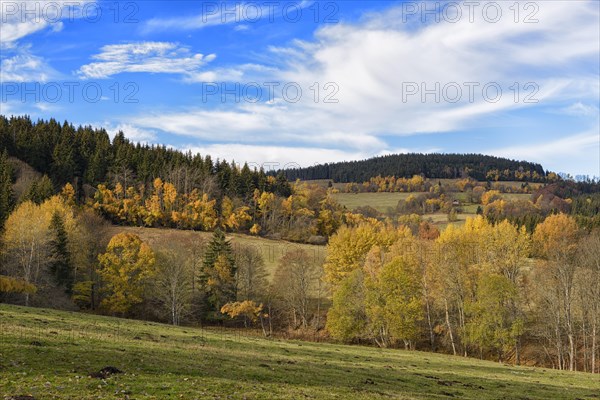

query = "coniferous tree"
[48,211,74,294]
[200,228,236,312]
[25,175,54,204]
[0,150,14,228]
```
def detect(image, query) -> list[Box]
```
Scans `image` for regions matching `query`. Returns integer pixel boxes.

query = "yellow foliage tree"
[97,233,156,314]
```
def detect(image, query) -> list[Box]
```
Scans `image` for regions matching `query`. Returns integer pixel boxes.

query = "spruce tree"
[0,150,14,228]
[200,228,236,311]
[26,175,54,204]
[49,211,74,294]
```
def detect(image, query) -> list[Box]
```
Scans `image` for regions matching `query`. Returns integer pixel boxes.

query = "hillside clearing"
[106,226,326,277]
[1,305,598,399]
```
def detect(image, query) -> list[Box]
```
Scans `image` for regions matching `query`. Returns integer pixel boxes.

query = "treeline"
[324,215,600,372]
[342,175,544,194]
[0,115,291,200]
[280,153,547,182]
[92,179,345,241]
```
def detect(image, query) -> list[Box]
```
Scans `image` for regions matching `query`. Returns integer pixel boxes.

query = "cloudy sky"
[1,0,599,176]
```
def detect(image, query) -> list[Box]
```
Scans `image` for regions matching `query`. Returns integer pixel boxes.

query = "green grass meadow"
[1,305,599,399]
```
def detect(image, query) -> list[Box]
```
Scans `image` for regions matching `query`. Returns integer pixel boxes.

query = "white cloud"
[0,1,94,83]
[558,102,600,117]
[104,123,157,144]
[488,127,600,176]
[182,143,388,171]
[0,49,59,82]
[141,1,314,34]
[0,0,94,47]
[77,42,216,79]
[113,1,600,175]
[129,1,599,138]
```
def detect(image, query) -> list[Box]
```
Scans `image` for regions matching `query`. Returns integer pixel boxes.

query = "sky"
[1,0,599,177]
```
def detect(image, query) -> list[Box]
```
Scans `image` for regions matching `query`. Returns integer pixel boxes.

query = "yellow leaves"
[0,275,37,294]
[258,191,275,212]
[97,233,156,314]
[153,177,163,192]
[533,213,579,259]
[250,223,261,235]
[3,196,75,252]
[220,300,263,322]
[163,182,177,211]
[324,221,414,286]
[60,183,76,206]
[481,190,502,206]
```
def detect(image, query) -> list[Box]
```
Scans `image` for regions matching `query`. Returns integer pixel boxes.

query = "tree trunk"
[424,285,435,351]
[592,323,597,373]
[445,299,457,356]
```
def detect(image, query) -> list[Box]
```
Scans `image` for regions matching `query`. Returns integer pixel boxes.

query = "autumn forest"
[1,116,600,374]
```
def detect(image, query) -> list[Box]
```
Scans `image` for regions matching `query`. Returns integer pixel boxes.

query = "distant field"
[333,192,425,213]
[107,226,326,277]
[1,304,598,400]
[503,193,533,201]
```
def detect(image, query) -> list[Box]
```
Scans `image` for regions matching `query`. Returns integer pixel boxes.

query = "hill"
[279,153,547,183]
[1,304,598,400]
[106,225,326,277]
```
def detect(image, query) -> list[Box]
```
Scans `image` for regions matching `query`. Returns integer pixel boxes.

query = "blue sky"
[1,0,599,177]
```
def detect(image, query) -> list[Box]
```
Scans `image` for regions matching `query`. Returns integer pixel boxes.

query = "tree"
[481,190,502,205]
[97,233,156,314]
[221,300,264,329]
[533,213,580,371]
[576,232,600,373]
[154,250,193,325]
[200,229,236,313]
[375,257,423,349]
[323,221,404,286]
[2,201,51,305]
[235,245,269,302]
[0,150,14,228]
[273,249,320,329]
[326,269,367,342]
[465,274,524,362]
[0,275,37,295]
[25,175,54,204]
[70,209,110,310]
[48,211,74,293]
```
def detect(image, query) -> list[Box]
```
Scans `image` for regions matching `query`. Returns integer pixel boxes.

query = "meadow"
[1,304,599,399]
[107,226,326,277]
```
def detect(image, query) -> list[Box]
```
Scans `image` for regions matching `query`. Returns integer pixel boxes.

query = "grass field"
[107,226,326,277]
[332,193,424,213]
[332,191,533,230]
[1,305,599,399]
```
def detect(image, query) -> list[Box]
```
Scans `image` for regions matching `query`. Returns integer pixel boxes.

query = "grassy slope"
[332,193,422,213]
[332,192,532,230]
[107,226,326,277]
[1,305,598,400]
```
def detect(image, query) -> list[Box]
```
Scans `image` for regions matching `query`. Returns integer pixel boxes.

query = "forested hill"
[279,153,547,183]
[0,115,291,198]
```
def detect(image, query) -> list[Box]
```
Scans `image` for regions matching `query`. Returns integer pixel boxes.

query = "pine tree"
[25,175,55,204]
[48,211,74,293]
[0,150,14,228]
[200,228,236,311]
